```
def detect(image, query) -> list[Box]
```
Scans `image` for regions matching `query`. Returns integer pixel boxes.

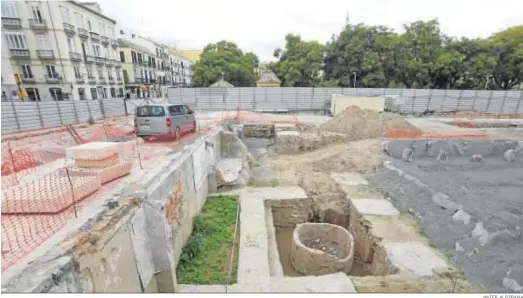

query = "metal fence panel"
[2,88,522,134]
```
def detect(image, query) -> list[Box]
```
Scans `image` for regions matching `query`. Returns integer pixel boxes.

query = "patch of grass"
[176,195,239,285]
[247,179,280,187]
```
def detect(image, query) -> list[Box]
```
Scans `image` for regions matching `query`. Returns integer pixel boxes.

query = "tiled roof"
[210,79,234,87]
[257,70,280,84]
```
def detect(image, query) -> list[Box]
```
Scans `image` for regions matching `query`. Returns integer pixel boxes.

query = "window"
[20,65,33,78]
[107,26,114,38]
[26,88,41,101]
[36,34,50,49]
[90,88,98,100]
[74,12,83,28]
[87,19,92,31]
[49,88,63,101]
[168,105,185,115]
[99,23,105,35]
[60,6,70,23]
[131,51,136,63]
[5,33,27,49]
[73,66,81,78]
[78,88,86,100]
[136,106,166,117]
[116,70,121,80]
[107,68,112,79]
[86,65,93,77]
[67,38,76,51]
[45,65,58,78]
[102,45,109,58]
[92,44,101,57]
[1,1,18,18]
[110,88,116,97]
[97,67,104,78]
[30,5,43,21]
[118,88,124,97]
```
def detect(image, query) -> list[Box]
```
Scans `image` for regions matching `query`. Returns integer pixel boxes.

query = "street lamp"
[352,72,357,88]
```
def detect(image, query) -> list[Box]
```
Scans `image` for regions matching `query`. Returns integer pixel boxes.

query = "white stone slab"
[65,142,122,160]
[330,172,369,187]
[216,158,243,185]
[351,199,400,216]
[384,242,448,277]
[276,131,300,136]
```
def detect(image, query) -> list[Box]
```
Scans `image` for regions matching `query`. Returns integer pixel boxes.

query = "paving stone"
[384,242,448,277]
[351,199,400,217]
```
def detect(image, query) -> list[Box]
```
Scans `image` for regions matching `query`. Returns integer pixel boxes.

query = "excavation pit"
[290,223,354,276]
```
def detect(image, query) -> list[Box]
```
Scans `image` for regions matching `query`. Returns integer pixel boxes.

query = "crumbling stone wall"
[290,223,354,276]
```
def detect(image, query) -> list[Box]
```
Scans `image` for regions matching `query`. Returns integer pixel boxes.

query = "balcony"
[75,75,85,84]
[105,59,114,66]
[98,77,106,84]
[21,76,36,84]
[88,76,96,85]
[117,77,123,83]
[95,56,105,64]
[101,36,109,44]
[90,32,100,41]
[10,49,30,59]
[45,75,61,84]
[28,19,48,30]
[108,78,115,84]
[134,78,143,84]
[85,55,95,63]
[63,22,76,35]
[36,49,55,59]
[69,51,82,61]
[110,39,118,47]
[114,60,122,68]
[2,17,22,28]
[149,79,156,84]
[78,28,89,39]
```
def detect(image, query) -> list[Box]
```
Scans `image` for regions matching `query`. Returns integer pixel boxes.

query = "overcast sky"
[96,0,523,61]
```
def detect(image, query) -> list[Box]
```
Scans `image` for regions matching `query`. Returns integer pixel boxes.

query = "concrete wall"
[2,129,223,293]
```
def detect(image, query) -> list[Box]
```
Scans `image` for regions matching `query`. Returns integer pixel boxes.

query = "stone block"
[69,161,132,184]
[384,242,448,276]
[66,142,122,160]
[351,199,400,217]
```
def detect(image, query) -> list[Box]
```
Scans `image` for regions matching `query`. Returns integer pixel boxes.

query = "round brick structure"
[290,222,354,275]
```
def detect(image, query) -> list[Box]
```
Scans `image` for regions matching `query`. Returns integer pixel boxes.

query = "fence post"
[295,88,298,112]
[71,100,80,124]
[471,90,478,111]
[99,99,106,119]
[411,89,416,113]
[426,89,432,111]
[9,100,21,132]
[440,89,447,112]
[485,91,494,114]
[55,100,64,124]
[86,99,93,120]
[310,87,315,110]
[208,88,212,111]
[456,90,464,111]
[515,92,523,116]
[252,88,256,111]
[499,91,508,115]
[34,99,44,129]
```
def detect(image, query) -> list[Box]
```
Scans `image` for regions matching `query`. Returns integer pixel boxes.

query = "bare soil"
[319,106,420,139]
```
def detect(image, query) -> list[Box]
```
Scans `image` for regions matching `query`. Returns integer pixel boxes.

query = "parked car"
[134,104,196,139]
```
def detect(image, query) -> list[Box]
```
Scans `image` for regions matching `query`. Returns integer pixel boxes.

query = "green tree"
[191,41,258,87]
[271,34,325,87]
[490,26,523,90]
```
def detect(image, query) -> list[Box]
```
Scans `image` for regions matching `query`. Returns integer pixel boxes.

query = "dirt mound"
[319,106,420,140]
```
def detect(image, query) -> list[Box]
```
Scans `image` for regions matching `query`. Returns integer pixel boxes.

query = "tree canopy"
[191,41,259,87]
[191,22,523,90]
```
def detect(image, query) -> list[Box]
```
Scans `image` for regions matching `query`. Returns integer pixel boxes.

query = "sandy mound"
[319,106,421,139]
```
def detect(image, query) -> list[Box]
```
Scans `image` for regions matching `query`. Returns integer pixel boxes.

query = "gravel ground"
[370,156,523,292]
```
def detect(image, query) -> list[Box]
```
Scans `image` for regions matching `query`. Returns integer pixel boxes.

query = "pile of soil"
[319,106,421,140]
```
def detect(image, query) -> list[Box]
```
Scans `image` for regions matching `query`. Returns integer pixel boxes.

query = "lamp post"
[352,72,357,88]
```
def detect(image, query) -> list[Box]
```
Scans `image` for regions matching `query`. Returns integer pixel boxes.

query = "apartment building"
[1,0,124,101]
[118,30,170,97]
[168,50,193,87]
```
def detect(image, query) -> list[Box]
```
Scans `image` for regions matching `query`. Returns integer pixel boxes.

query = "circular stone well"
[290,223,354,275]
